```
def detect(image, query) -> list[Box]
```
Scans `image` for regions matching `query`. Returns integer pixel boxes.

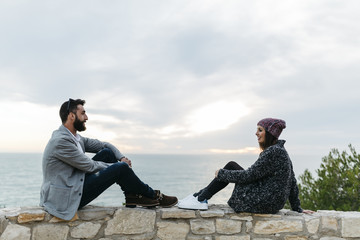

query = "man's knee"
[93,148,116,163]
[114,161,131,172]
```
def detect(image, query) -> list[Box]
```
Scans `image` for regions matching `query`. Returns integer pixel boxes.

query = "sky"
[0,0,359,173]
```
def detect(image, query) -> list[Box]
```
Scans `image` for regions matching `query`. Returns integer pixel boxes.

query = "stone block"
[215,235,250,240]
[105,208,156,235]
[230,215,253,221]
[341,217,360,237]
[245,221,253,233]
[49,213,78,223]
[254,213,282,218]
[216,219,242,234]
[254,220,303,234]
[0,217,8,234]
[156,221,189,240]
[78,206,115,220]
[161,208,196,219]
[321,216,338,233]
[32,224,69,240]
[284,236,308,240]
[319,237,345,240]
[70,222,101,239]
[17,210,45,224]
[305,217,320,234]
[200,209,225,218]
[0,224,31,240]
[187,236,212,240]
[190,219,215,234]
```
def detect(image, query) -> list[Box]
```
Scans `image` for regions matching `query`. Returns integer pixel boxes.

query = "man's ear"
[68,112,76,121]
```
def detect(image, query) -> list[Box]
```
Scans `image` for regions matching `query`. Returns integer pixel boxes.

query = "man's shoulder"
[47,126,74,145]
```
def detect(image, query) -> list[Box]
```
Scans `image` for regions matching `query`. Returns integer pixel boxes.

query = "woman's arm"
[216,147,284,184]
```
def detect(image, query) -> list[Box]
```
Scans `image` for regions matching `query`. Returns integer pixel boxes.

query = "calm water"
[0,152,320,209]
[0,153,255,208]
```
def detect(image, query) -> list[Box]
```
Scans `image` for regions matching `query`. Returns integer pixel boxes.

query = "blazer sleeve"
[81,136,125,160]
[217,148,281,184]
[53,137,109,173]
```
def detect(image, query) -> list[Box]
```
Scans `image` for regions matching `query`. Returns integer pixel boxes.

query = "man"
[40,98,177,220]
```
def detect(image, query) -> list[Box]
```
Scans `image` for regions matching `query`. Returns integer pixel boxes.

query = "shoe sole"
[177,203,208,210]
[178,206,208,210]
[125,203,160,208]
[159,200,178,208]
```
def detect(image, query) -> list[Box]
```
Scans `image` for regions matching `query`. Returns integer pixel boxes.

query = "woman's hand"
[303,209,315,214]
[215,169,220,178]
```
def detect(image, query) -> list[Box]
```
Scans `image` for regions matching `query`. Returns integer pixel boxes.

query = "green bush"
[298,145,360,211]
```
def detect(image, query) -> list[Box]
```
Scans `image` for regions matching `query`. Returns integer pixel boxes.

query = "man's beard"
[74,115,86,132]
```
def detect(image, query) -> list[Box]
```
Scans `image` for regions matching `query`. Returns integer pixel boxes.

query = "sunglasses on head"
[67,98,75,114]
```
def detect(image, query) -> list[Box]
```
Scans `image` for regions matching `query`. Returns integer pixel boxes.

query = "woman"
[178,118,312,214]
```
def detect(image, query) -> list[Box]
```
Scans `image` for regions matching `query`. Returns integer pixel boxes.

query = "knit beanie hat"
[257,118,286,139]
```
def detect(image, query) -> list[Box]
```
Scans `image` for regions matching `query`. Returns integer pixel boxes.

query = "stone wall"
[1,204,360,240]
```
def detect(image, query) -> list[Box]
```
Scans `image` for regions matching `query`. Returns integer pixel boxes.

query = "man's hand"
[215,169,220,178]
[120,157,132,168]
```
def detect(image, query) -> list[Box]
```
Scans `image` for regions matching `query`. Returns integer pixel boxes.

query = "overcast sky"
[0,0,359,173]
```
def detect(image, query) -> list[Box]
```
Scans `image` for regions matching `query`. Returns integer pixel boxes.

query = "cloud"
[0,0,359,162]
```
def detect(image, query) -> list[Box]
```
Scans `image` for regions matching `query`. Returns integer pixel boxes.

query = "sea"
[0,152,321,209]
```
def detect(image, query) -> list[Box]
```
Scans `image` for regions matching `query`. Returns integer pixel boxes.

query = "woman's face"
[256,125,266,144]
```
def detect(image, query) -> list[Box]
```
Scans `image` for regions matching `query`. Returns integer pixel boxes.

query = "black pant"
[194,161,243,201]
[79,148,155,209]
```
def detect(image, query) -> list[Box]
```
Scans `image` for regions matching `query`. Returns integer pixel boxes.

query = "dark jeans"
[195,161,244,201]
[79,148,155,208]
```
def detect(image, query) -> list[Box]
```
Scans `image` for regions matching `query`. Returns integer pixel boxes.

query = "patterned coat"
[217,140,303,214]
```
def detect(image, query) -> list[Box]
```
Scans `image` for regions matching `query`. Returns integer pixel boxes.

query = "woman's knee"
[223,161,243,170]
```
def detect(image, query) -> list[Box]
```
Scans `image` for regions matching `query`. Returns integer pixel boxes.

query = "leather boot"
[125,193,159,208]
[154,190,178,207]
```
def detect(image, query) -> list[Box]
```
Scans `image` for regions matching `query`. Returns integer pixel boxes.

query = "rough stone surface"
[254,220,303,234]
[190,219,215,234]
[230,215,253,221]
[17,211,45,224]
[319,237,345,240]
[70,222,101,239]
[0,217,8,235]
[305,217,320,234]
[161,208,196,219]
[215,219,242,234]
[187,236,212,240]
[199,209,224,218]
[77,206,115,221]
[156,221,189,240]
[32,224,69,240]
[0,224,30,240]
[284,236,308,240]
[1,205,360,239]
[321,216,338,233]
[105,208,156,235]
[215,236,250,240]
[341,217,360,237]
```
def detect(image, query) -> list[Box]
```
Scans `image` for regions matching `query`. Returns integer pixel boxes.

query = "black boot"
[125,193,159,208]
[154,190,178,207]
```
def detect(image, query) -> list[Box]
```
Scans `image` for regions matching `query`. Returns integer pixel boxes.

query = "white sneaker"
[177,194,208,210]
[177,194,194,205]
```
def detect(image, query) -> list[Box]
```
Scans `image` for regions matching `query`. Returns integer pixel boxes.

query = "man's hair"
[259,130,278,150]
[59,99,86,123]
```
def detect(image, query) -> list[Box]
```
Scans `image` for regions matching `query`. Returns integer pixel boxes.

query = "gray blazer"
[40,125,124,220]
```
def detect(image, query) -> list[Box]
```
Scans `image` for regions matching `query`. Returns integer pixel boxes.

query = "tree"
[297,144,360,211]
